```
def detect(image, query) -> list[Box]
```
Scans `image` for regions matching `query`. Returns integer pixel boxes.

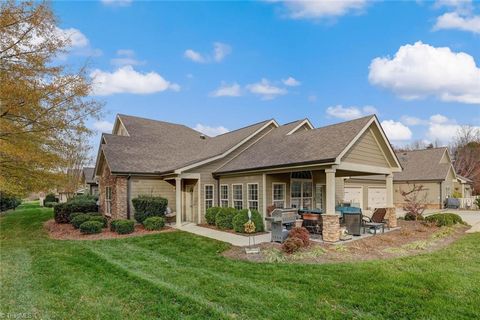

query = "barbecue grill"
[265,208,298,243]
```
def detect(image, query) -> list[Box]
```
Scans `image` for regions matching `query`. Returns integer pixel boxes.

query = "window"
[272,183,286,208]
[220,185,229,207]
[290,177,313,209]
[315,184,324,210]
[105,186,112,215]
[247,183,259,211]
[205,184,214,209]
[233,184,243,210]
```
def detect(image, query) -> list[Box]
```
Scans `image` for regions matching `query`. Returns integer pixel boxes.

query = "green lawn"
[1,203,479,319]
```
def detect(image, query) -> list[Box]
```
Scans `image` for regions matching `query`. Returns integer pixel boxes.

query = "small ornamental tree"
[401,184,428,221]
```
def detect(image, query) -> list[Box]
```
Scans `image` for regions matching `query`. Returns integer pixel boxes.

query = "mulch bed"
[223,220,470,264]
[44,219,176,240]
[198,223,269,237]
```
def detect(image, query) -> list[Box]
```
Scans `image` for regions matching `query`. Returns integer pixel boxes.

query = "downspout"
[439,182,443,209]
[127,175,131,220]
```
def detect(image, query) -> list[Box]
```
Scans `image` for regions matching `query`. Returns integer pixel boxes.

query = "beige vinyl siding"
[442,167,456,199]
[130,178,176,212]
[219,175,263,210]
[394,181,441,207]
[342,127,390,168]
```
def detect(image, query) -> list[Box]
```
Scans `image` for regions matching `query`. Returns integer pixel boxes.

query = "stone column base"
[322,214,340,242]
[386,207,397,228]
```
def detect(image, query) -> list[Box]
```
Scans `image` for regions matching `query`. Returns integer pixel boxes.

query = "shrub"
[404,213,424,221]
[88,215,108,228]
[53,198,98,223]
[215,207,237,230]
[0,193,21,212]
[115,219,135,234]
[143,216,165,231]
[72,194,98,202]
[425,213,464,227]
[282,237,304,254]
[132,195,168,223]
[288,227,310,247]
[110,220,120,232]
[53,203,69,223]
[44,193,57,203]
[71,214,92,229]
[205,207,222,225]
[79,221,103,234]
[44,201,57,208]
[232,209,264,233]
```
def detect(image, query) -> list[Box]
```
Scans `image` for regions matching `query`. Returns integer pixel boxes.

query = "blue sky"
[52,0,480,152]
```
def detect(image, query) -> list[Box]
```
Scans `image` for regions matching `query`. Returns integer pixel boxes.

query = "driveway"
[396,208,480,233]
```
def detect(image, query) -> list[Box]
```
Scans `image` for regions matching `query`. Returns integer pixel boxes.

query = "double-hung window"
[205,185,214,209]
[272,183,286,208]
[290,172,313,209]
[233,184,243,210]
[247,183,259,211]
[105,186,112,215]
[220,185,229,208]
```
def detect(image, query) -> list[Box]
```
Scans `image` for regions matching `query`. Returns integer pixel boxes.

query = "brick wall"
[99,165,128,219]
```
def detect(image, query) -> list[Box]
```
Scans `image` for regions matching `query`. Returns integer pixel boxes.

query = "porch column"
[175,177,182,226]
[325,168,336,215]
[386,174,394,207]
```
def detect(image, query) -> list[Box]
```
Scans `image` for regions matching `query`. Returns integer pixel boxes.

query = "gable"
[439,149,451,164]
[341,125,393,168]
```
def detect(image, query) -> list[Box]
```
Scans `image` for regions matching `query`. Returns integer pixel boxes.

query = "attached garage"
[344,187,363,208]
[368,187,386,210]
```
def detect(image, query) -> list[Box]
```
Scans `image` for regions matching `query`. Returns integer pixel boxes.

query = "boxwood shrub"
[88,215,108,228]
[425,213,464,227]
[143,216,165,231]
[110,219,120,232]
[54,198,98,224]
[232,209,264,233]
[115,219,135,234]
[215,207,237,230]
[132,195,168,223]
[79,221,103,234]
[44,201,57,208]
[71,214,93,229]
[205,207,222,225]
[44,193,57,203]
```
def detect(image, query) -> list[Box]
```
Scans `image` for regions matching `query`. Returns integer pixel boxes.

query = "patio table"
[363,222,385,235]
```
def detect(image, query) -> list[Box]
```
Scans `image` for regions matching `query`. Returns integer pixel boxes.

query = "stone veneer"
[322,214,340,242]
[99,165,128,220]
[386,207,397,228]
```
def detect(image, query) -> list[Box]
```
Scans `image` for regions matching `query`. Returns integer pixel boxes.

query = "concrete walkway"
[174,223,272,246]
[396,208,480,233]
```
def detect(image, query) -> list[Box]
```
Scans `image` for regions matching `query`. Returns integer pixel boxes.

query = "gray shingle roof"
[393,148,451,181]
[82,167,96,184]
[215,115,374,173]
[101,114,273,174]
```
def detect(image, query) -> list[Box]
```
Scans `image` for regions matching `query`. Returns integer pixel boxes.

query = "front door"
[184,185,195,222]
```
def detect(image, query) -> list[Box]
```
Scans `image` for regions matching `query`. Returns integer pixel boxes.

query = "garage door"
[344,187,363,208]
[368,188,386,210]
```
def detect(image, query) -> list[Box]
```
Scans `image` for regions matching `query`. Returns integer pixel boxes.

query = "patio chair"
[362,208,387,234]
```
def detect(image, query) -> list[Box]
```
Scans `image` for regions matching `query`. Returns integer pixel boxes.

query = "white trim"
[232,183,244,210]
[337,162,394,175]
[197,177,202,224]
[178,173,201,179]
[114,115,130,136]
[368,126,394,168]
[290,176,313,209]
[272,182,286,208]
[220,184,229,208]
[175,120,279,174]
[247,183,259,211]
[286,119,314,135]
[204,184,215,210]
[217,162,336,176]
[262,174,267,216]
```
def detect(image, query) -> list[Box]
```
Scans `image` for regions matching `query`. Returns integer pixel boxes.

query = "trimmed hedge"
[0,193,21,212]
[79,221,103,234]
[232,209,264,233]
[110,220,120,232]
[143,216,165,231]
[205,207,222,225]
[54,198,98,224]
[425,213,464,227]
[215,207,237,230]
[71,214,93,229]
[115,220,135,234]
[132,195,168,223]
[44,201,57,208]
[45,193,57,203]
[88,215,108,228]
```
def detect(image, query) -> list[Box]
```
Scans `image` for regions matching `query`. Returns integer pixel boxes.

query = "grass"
[1,202,480,319]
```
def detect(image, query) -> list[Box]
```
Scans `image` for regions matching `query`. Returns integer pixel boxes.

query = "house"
[343,147,460,210]
[93,114,402,237]
[81,167,99,196]
[453,175,473,198]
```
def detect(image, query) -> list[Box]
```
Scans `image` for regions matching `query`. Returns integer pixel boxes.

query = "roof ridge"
[395,147,447,153]
[211,119,273,138]
[281,118,308,126]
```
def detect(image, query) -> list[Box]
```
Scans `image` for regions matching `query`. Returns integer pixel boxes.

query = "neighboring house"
[344,147,459,210]
[93,114,402,226]
[453,175,473,198]
[81,167,99,196]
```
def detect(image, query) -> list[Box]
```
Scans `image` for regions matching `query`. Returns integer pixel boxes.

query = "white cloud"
[93,120,114,133]
[325,105,377,120]
[369,41,480,104]
[111,49,145,66]
[246,79,287,100]
[57,27,89,48]
[434,11,480,34]
[400,115,428,126]
[271,0,368,20]
[90,66,180,96]
[184,42,231,63]
[193,124,229,137]
[282,76,301,86]
[101,0,132,6]
[430,114,449,124]
[210,82,241,97]
[184,49,206,63]
[381,120,413,141]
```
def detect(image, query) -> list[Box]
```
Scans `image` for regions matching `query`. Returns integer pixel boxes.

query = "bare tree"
[401,184,428,220]
[61,133,92,199]
[450,126,480,194]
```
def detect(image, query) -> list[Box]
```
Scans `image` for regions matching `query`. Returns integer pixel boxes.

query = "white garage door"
[368,188,386,210]
[344,187,363,208]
